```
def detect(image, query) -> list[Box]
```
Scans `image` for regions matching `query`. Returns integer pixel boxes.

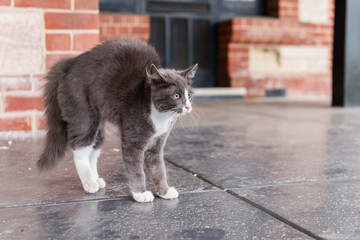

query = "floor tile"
[232,180,360,240]
[166,106,360,188]
[0,191,311,240]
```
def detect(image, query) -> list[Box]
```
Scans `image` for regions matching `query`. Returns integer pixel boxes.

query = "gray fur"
[37,38,197,197]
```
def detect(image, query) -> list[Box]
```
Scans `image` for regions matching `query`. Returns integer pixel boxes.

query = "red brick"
[100,14,113,23]
[106,26,116,35]
[233,19,244,27]
[118,26,129,34]
[124,15,136,23]
[138,16,150,24]
[5,95,44,112]
[46,34,71,51]
[73,33,99,51]
[228,45,248,54]
[75,0,98,10]
[45,13,99,30]
[0,75,32,91]
[245,19,254,26]
[113,15,125,23]
[0,0,10,6]
[0,116,32,131]
[132,26,149,34]
[46,54,77,69]
[290,5,298,11]
[256,20,264,27]
[321,40,333,46]
[100,36,108,42]
[279,5,289,11]
[240,56,249,62]
[15,0,70,9]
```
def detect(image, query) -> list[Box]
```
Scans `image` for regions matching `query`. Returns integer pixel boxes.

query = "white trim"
[193,87,247,97]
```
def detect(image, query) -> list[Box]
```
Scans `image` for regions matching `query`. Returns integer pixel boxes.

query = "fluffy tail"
[37,58,73,171]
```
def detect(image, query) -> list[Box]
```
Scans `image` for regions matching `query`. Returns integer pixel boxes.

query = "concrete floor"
[1,99,360,239]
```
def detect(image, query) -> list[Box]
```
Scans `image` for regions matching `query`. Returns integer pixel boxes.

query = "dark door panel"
[171,18,189,69]
[149,17,166,66]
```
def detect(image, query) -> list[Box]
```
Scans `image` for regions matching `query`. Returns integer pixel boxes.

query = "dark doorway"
[100,0,266,87]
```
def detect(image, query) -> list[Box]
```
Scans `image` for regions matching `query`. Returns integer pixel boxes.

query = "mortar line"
[0,188,222,211]
[165,157,325,240]
[226,177,360,191]
[0,197,131,211]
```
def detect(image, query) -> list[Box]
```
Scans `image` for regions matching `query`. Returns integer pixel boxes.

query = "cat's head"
[147,64,198,115]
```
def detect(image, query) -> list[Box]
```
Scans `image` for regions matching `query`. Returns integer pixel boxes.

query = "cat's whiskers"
[188,102,200,129]
[188,113,200,131]
[177,115,189,134]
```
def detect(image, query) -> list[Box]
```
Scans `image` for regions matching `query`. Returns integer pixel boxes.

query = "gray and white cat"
[37,38,197,203]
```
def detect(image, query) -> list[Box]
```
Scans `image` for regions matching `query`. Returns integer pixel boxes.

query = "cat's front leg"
[145,137,179,200]
[122,135,154,203]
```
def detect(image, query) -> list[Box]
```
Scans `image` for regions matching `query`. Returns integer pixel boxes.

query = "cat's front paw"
[82,180,99,193]
[132,191,154,203]
[97,178,106,188]
[158,187,179,200]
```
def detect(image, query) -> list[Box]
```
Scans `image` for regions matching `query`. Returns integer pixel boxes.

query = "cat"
[37,38,197,203]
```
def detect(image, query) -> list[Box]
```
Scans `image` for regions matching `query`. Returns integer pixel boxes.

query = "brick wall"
[278,0,299,20]
[99,13,150,42]
[0,0,335,131]
[0,0,99,131]
[219,0,334,98]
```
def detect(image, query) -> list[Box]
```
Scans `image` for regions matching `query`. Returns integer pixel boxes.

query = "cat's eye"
[173,94,180,100]
[188,93,192,99]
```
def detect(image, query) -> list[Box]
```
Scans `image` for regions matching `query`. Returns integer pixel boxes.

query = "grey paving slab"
[232,180,360,240]
[0,191,311,240]
[167,103,360,188]
[0,131,211,208]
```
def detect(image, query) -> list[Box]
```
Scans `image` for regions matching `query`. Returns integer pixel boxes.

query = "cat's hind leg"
[89,149,106,189]
[58,82,102,193]
[89,125,106,189]
[69,118,103,193]
[73,146,99,193]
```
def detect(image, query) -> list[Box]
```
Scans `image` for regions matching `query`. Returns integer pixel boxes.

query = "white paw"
[97,178,106,188]
[158,187,179,200]
[82,180,99,193]
[132,191,154,203]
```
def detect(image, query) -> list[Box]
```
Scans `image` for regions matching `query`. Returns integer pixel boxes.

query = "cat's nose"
[186,105,191,110]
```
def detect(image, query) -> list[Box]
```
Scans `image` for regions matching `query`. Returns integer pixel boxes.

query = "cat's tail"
[37,58,73,171]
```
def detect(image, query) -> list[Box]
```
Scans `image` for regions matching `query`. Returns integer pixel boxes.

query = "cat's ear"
[179,64,198,80]
[146,64,167,84]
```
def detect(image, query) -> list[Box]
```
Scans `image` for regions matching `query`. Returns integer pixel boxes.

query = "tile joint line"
[165,157,325,240]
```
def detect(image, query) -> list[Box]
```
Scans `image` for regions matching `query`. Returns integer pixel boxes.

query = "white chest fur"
[150,104,175,138]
